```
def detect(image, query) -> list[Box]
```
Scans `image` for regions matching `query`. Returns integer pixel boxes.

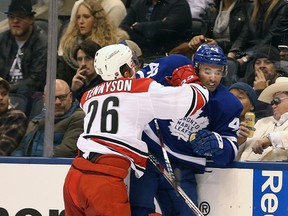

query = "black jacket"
[0,25,47,96]
[120,0,192,57]
[203,0,251,53]
[230,0,288,52]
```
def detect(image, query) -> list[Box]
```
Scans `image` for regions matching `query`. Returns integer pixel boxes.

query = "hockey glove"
[189,129,224,157]
[165,65,202,86]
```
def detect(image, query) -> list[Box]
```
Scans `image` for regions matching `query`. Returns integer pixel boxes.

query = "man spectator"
[71,39,103,101]
[229,82,257,147]
[229,82,257,122]
[0,77,28,156]
[241,45,281,119]
[12,79,85,157]
[0,0,47,99]
[237,77,288,161]
[120,0,191,58]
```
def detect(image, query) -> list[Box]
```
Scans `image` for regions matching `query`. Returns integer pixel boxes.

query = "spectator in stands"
[280,46,288,58]
[71,40,103,101]
[237,77,288,161]
[57,0,129,85]
[229,82,257,122]
[120,0,192,59]
[279,45,288,75]
[169,0,250,57]
[229,82,257,146]
[241,45,281,119]
[96,0,127,27]
[12,79,85,157]
[0,77,28,156]
[69,0,127,28]
[186,0,214,19]
[228,0,288,59]
[0,0,47,98]
[119,39,144,71]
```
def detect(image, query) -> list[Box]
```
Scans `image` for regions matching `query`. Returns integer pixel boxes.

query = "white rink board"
[0,159,287,216]
[197,168,253,215]
[0,163,69,216]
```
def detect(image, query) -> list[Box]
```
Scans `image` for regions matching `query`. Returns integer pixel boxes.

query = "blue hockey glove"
[189,130,224,157]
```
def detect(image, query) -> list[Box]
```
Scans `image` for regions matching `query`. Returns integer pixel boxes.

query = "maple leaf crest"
[168,109,209,141]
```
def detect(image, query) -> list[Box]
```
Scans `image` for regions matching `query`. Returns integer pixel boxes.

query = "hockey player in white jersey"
[63,44,209,216]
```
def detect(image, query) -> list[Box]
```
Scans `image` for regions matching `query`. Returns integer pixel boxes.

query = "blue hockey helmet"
[193,44,228,76]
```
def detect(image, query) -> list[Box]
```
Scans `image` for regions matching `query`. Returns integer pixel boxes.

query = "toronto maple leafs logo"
[168,109,208,141]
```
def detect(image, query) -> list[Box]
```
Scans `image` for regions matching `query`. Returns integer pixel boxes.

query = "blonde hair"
[250,0,281,26]
[59,0,129,69]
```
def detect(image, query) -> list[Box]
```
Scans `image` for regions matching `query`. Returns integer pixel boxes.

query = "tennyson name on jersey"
[85,79,133,100]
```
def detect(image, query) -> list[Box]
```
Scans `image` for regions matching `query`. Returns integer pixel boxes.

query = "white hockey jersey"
[77,78,208,177]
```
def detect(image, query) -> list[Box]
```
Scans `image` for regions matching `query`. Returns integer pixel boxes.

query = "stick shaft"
[149,155,204,216]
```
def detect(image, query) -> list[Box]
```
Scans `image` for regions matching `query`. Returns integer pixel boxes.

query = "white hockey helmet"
[94,44,134,81]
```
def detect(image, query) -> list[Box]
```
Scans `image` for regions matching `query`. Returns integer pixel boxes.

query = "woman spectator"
[228,0,288,58]
[57,0,129,85]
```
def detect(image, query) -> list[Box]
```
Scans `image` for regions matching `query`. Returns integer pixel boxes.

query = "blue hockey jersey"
[137,54,243,171]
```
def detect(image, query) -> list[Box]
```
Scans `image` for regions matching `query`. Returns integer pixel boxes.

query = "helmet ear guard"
[94,44,134,81]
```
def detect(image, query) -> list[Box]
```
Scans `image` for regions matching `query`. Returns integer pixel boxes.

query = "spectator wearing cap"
[243,45,281,88]
[229,82,257,121]
[0,77,28,156]
[240,45,282,118]
[0,0,47,106]
[237,77,288,161]
[229,82,257,147]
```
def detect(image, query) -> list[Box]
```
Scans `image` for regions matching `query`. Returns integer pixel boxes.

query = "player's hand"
[189,130,224,157]
[165,65,202,86]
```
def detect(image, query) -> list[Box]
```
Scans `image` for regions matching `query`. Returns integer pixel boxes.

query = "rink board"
[0,157,287,216]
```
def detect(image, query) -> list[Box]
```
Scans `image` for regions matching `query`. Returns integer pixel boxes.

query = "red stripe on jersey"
[80,78,154,107]
[193,86,207,115]
[89,137,147,169]
[186,85,208,116]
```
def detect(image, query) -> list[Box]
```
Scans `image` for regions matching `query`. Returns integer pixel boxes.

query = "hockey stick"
[149,154,204,216]
[153,119,178,192]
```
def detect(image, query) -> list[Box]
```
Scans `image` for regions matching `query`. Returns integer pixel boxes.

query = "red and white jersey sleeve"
[77,78,208,177]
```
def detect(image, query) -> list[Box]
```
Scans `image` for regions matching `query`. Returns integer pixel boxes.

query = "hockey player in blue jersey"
[129,45,243,216]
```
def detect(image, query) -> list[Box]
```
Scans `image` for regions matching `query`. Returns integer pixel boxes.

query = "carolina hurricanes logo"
[168,109,208,141]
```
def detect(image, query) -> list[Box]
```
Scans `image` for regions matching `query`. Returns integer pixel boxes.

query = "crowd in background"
[0,0,288,158]
[1,1,288,215]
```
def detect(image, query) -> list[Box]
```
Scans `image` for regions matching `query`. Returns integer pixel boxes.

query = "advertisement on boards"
[253,170,288,216]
